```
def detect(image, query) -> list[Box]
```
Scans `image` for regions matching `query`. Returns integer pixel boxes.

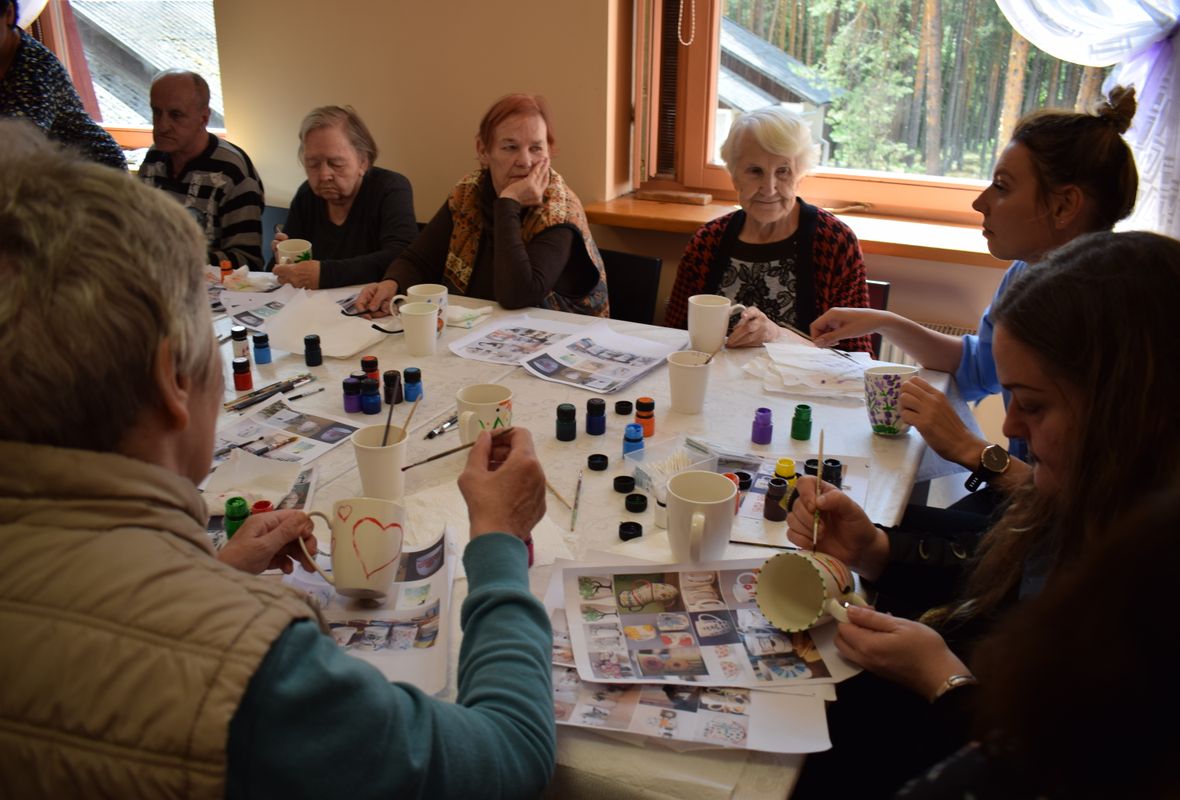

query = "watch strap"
[930,673,978,702]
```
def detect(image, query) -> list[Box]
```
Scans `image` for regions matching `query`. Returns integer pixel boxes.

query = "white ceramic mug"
[687,294,746,354]
[864,364,920,436]
[276,238,312,264]
[298,497,405,601]
[351,424,407,501]
[666,350,712,414]
[456,384,513,444]
[666,470,737,563]
[754,550,867,632]
[400,301,439,357]
[391,283,448,338]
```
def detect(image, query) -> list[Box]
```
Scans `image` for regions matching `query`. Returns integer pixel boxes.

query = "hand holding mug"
[786,476,889,581]
[274,259,321,290]
[216,510,317,575]
[834,605,970,700]
[270,230,289,258]
[458,427,546,543]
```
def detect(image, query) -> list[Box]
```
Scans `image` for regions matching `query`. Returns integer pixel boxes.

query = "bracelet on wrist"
[930,672,977,703]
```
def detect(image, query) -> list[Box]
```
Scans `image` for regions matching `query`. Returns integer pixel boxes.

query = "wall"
[213,0,623,217]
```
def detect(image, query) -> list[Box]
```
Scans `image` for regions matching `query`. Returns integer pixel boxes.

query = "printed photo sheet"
[214,399,358,466]
[284,528,456,695]
[563,561,860,689]
[522,321,685,394]
[448,313,582,366]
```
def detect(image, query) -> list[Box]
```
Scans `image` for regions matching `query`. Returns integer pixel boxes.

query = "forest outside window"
[636,0,1111,224]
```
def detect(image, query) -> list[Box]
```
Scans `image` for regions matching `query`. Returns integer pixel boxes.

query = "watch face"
[981,445,1009,472]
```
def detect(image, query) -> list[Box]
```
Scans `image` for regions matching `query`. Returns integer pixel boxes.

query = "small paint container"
[230,325,249,361]
[383,370,403,405]
[360,378,382,414]
[403,367,423,402]
[231,357,252,391]
[751,407,773,444]
[586,398,606,436]
[304,334,322,367]
[252,332,271,365]
[556,403,577,441]
[342,377,362,414]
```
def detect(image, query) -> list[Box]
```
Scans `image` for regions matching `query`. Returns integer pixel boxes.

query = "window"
[37,0,224,144]
[636,0,1111,224]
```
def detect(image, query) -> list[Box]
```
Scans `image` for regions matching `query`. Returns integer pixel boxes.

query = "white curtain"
[996,0,1180,237]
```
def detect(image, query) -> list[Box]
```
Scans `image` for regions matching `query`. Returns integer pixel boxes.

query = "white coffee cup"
[400,301,439,357]
[666,470,737,563]
[687,294,745,354]
[392,283,448,338]
[456,384,513,444]
[276,238,313,264]
[299,497,405,600]
[667,350,712,414]
[351,424,408,501]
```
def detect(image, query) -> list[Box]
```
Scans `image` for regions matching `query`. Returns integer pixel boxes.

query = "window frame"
[635,0,987,226]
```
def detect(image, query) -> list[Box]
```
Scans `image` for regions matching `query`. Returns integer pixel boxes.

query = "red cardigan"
[665,201,873,353]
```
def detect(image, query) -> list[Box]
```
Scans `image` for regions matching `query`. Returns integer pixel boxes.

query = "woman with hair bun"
[811,88,1139,500]
[355,93,608,316]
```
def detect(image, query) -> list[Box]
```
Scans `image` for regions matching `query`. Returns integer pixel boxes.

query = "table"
[214,296,975,799]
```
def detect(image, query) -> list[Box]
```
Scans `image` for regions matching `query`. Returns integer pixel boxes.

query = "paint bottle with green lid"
[224,496,250,539]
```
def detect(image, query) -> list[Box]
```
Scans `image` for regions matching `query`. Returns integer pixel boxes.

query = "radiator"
[878,322,977,366]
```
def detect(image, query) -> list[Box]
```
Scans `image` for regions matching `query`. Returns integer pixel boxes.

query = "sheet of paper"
[448,313,582,365]
[545,559,830,754]
[219,284,298,330]
[284,527,457,695]
[214,399,359,466]
[522,321,687,394]
[202,448,301,507]
[563,560,861,689]
[264,289,385,358]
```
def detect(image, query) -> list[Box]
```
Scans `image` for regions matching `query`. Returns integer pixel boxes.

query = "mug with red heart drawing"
[299,497,406,601]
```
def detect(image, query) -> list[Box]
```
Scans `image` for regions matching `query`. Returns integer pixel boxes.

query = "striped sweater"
[139,133,264,269]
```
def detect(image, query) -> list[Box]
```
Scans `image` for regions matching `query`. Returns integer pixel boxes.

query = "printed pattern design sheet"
[284,529,455,695]
[447,313,582,365]
[523,321,684,394]
[214,400,358,466]
[564,561,859,688]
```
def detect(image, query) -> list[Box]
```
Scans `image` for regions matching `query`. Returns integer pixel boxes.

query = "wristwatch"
[964,443,1010,492]
[930,673,978,702]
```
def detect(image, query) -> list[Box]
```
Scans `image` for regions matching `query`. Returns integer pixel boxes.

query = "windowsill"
[585,197,1008,269]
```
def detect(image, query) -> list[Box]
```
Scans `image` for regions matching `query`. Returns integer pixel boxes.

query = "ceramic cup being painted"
[391,283,448,338]
[351,424,407,501]
[276,238,312,264]
[687,294,746,354]
[864,364,920,436]
[456,383,513,444]
[666,470,737,564]
[754,550,867,632]
[666,350,712,414]
[298,497,405,601]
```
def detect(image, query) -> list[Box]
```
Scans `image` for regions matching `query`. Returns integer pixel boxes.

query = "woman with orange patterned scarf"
[355,93,608,317]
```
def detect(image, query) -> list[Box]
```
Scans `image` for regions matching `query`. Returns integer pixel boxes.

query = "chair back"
[601,248,662,325]
[866,279,891,358]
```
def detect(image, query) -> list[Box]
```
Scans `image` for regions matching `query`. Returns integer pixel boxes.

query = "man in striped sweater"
[138,70,264,270]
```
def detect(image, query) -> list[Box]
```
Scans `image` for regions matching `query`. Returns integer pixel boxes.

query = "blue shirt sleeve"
[226,533,555,800]
[955,260,1031,402]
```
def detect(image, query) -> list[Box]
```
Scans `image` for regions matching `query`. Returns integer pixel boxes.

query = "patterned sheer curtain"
[996,0,1180,237]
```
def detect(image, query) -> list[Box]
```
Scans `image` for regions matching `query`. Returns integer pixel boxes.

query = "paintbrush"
[401,427,513,471]
[813,429,824,549]
[781,322,857,363]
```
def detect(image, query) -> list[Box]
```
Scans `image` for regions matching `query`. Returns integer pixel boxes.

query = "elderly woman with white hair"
[271,105,417,289]
[664,106,872,351]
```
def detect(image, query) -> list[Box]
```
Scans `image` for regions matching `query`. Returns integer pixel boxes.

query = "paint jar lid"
[588,453,609,471]
[383,370,401,387]
[618,521,643,541]
[251,500,274,514]
[613,475,636,493]
[614,400,633,415]
[342,377,362,395]
[636,397,655,411]
[623,423,644,440]
[625,493,648,513]
[252,332,269,345]
[734,470,753,491]
[350,370,367,381]
[587,398,606,415]
[404,367,422,383]
[766,477,789,496]
[360,378,380,395]
[224,496,249,520]
[557,403,576,420]
[361,355,378,371]
[230,325,247,341]
[804,458,820,476]
[304,334,321,349]
[231,357,250,374]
